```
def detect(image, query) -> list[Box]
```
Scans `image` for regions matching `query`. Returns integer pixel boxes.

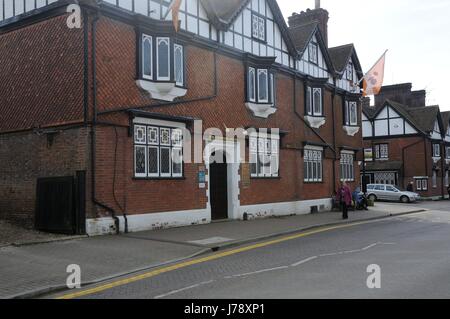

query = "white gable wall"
[296,34,329,79]
[371,106,418,137]
[336,58,360,93]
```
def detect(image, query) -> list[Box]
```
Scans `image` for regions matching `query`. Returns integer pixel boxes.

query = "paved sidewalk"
[0,202,426,299]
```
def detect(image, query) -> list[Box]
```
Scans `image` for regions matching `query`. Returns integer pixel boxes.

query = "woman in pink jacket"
[339,181,352,220]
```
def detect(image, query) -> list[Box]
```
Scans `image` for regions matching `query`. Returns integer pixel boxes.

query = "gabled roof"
[441,111,450,131]
[408,105,442,134]
[200,0,298,56]
[363,100,442,135]
[288,21,334,72]
[328,43,363,78]
[289,21,318,53]
[199,0,250,31]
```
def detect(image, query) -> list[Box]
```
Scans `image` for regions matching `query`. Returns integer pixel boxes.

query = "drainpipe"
[90,13,120,234]
[441,142,445,199]
[331,88,337,194]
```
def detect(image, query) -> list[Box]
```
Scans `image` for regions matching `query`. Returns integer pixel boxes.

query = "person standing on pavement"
[339,182,352,220]
[407,181,414,192]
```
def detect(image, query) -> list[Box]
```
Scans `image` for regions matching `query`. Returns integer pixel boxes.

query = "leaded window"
[340,152,355,182]
[309,43,318,64]
[304,149,323,183]
[174,44,184,86]
[375,144,389,160]
[344,101,358,126]
[134,124,183,179]
[247,67,275,105]
[141,33,185,87]
[346,62,353,81]
[250,135,279,178]
[252,14,266,41]
[306,87,323,116]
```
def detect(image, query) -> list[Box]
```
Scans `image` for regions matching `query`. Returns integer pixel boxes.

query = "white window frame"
[257,69,269,103]
[346,62,353,81]
[433,144,441,157]
[340,152,355,182]
[306,87,312,115]
[313,88,323,116]
[142,34,153,80]
[345,101,358,126]
[133,121,184,179]
[174,44,184,87]
[249,134,279,178]
[309,43,318,64]
[304,147,323,183]
[248,67,256,102]
[375,144,389,160]
[156,37,171,81]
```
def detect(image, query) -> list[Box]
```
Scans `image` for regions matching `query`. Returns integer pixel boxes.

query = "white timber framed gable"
[221,0,294,67]
[297,33,330,80]
[430,118,443,140]
[370,104,419,138]
[336,57,360,93]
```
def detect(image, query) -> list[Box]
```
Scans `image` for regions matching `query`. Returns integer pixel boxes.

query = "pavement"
[0,202,427,299]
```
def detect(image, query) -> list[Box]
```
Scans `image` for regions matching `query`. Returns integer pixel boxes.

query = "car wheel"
[368,194,377,202]
[400,196,410,204]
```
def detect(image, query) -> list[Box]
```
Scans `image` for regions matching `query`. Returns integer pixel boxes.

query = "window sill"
[250,176,281,180]
[432,157,441,164]
[343,125,360,137]
[245,102,277,119]
[305,115,326,129]
[133,177,186,181]
[136,79,187,102]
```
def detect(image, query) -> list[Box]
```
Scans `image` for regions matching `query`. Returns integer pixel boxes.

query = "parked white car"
[366,184,420,203]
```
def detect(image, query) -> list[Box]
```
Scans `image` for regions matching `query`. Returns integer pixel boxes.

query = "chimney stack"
[288,4,329,47]
[315,0,320,9]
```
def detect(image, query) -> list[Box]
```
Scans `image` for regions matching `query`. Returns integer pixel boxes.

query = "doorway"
[209,151,228,221]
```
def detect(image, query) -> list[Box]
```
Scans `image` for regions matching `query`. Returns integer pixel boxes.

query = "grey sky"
[278,0,450,110]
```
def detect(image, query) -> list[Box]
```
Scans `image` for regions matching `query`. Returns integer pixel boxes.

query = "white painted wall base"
[86,208,210,236]
[239,198,332,220]
[86,198,332,236]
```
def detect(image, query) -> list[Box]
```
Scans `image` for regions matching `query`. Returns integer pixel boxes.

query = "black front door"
[209,153,228,221]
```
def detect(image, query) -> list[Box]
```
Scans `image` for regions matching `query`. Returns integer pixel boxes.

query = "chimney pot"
[315,0,321,9]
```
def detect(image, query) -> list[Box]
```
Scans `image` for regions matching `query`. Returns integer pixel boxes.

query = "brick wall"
[0,127,90,225]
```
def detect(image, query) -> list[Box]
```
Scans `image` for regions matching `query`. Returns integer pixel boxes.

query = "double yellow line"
[55,220,374,299]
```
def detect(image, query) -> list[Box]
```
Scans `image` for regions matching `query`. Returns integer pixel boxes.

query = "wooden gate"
[35,172,86,235]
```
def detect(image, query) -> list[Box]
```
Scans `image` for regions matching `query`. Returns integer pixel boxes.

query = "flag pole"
[357,49,388,85]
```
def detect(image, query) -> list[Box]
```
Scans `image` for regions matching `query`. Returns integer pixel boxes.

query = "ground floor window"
[415,178,428,191]
[134,122,183,179]
[249,134,279,178]
[304,148,323,183]
[340,152,355,182]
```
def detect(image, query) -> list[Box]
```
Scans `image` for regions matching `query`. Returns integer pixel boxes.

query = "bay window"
[306,87,323,116]
[247,67,276,106]
[140,33,185,87]
[344,101,358,126]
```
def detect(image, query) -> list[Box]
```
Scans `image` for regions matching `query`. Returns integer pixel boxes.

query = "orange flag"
[363,50,387,97]
[169,0,182,32]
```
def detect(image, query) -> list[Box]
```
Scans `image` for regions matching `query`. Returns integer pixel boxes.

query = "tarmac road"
[52,204,450,299]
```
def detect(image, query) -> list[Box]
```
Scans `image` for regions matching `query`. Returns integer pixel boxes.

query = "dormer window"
[252,13,266,42]
[137,33,187,102]
[308,43,318,64]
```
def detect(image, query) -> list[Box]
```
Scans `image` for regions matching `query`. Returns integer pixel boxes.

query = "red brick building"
[362,83,449,199]
[0,0,364,235]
